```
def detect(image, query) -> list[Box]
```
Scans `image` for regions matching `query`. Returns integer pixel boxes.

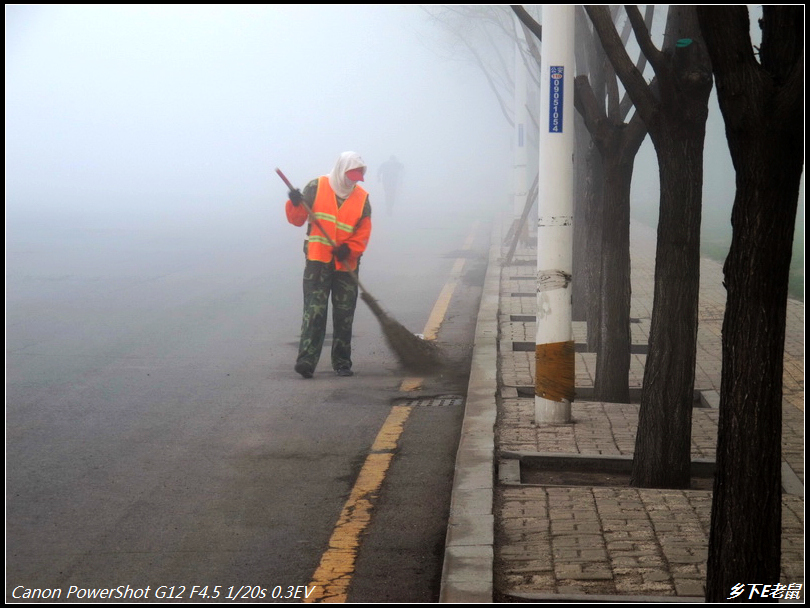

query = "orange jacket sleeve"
[285,179,318,227]
[285,199,309,226]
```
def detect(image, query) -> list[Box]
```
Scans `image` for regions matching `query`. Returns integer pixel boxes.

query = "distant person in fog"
[377,155,404,216]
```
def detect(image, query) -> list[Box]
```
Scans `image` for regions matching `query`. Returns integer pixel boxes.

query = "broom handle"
[275,168,368,292]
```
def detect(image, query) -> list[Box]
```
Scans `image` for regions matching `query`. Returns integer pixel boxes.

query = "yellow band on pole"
[535,341,575,402]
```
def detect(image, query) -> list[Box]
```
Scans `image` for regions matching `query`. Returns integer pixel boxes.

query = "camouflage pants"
[296,259,359,372]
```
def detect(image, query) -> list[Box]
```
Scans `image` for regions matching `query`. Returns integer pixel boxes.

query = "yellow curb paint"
[400,221,481,393]
[422,280,458,341]
[304,406,412,603]
[399,377,423,392]
[421,225,479,341]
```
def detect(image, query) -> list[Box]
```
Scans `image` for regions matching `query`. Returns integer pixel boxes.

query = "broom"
[276,168,444,375]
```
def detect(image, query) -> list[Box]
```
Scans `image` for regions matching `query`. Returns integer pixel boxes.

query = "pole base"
[534,396,572,424]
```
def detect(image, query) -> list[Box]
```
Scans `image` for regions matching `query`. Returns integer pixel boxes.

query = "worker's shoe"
[335,368,354,377]
[295,362,314,379]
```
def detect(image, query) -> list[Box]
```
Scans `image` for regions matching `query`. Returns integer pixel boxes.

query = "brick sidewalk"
[494,219,805,601]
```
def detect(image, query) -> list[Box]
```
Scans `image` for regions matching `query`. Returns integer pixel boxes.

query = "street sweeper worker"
[285,151,372,379]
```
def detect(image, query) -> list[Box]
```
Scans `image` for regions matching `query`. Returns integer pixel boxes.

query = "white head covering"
[328,151,367,198]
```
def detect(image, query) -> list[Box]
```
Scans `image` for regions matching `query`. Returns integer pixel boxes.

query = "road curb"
[439,219,501,603]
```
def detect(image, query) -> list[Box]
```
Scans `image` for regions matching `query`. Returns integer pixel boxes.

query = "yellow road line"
[305,221,480,601]
[398,377,423,392]
[304,405,413,603]
[400,221,480,391]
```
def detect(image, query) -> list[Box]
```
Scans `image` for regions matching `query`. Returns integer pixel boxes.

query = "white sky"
[5,5,802,263]
[6,5,511,230]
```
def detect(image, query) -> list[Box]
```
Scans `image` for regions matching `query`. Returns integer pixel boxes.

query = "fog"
[6,5,510,244]
[6,5,803,293]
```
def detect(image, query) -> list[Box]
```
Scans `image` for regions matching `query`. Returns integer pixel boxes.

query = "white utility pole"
[535,5,575,424]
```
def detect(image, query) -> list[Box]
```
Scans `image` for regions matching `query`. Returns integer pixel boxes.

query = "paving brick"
[675,580,706,597]
[490,219,804,602]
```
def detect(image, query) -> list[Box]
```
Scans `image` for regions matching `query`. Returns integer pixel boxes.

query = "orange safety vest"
[307,176,368,271]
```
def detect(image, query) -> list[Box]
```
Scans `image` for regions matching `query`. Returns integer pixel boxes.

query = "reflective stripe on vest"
[306,176,367,270]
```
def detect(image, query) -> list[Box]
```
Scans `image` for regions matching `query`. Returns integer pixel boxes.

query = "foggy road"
[6,203,493,602]
[7,5,508,602]
[8,5,805,603]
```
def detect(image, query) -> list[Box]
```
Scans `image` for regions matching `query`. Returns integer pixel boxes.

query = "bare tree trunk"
[631,127,705,487]
[572,112,589,323]
[583,5,713,488]
[583,141,604,354]
[572,8,649,403]
[572,6,607,354]
[696,6,804,600]
[593,153,633,402]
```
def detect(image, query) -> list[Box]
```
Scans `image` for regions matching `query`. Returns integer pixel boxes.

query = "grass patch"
[631,212,804,302]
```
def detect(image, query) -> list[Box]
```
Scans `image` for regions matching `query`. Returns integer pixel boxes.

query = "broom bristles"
[360,291,444,375]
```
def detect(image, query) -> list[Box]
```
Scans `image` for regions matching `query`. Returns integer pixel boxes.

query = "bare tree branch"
[624,5,665,73]
[573,75,607,141]
[464,38,515,128]
[617,7,633,46]
[619,5,655,119]
[606,61,621,122]
[482,25,515,91]
[421,5,517,127]
[519,21,541,64]
[517,22,542,86]
[510,5,542,88]
[510,5,541,42]
[525,102,539,132]
[585,5,659,126]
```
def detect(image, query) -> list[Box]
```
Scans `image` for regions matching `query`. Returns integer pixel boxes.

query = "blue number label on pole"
[548,66,564,133]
